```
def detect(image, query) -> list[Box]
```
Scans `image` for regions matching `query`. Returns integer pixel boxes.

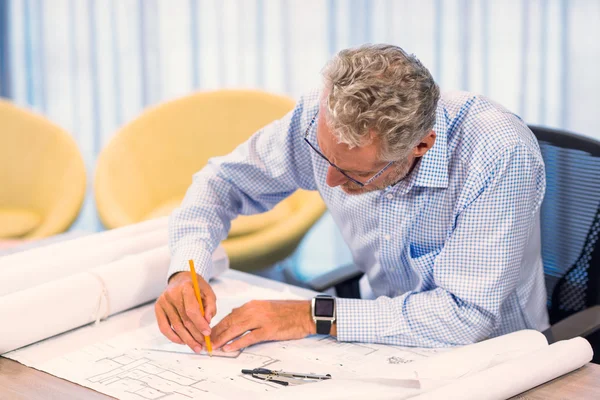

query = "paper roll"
[414,337,594,400]
[404,329,549,385]
[0,219,169,296]
[0,244,229,354]
[0,217,167,265]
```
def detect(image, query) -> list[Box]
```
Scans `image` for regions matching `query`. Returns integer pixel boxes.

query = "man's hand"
[211,300,320,352]
[154,271,217,353]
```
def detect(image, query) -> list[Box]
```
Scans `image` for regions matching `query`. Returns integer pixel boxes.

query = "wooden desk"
[0,356,113,400]
[511,362,600,399]
[2,355,599,399]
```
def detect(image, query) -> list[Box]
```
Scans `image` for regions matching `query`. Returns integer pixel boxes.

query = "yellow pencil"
[188,259,213,356]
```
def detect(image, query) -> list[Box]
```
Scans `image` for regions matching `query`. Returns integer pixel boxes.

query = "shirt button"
[384,234,391,241]
[386,193,394,200]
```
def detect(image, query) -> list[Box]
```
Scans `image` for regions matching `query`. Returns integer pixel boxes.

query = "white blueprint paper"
[1,217,593,399]
[5,275,447,400]
[5,274,590,400]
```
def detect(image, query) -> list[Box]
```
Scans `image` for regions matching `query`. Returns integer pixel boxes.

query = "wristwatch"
[311,294,336,335]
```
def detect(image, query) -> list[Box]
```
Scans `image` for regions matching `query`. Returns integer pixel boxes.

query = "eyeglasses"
[303,111,394,187]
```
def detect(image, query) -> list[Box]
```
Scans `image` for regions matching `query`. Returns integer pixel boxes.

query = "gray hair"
[321,44,440,162]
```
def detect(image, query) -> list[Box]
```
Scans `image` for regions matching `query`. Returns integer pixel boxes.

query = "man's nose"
[325,165,349,187]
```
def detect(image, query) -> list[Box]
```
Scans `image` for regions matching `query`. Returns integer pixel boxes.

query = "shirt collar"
[393,103,449,195]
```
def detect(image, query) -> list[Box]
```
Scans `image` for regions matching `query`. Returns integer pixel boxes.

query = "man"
[155,44,549,354]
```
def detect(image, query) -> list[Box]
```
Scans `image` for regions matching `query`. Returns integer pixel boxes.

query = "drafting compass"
[241,367,332,386]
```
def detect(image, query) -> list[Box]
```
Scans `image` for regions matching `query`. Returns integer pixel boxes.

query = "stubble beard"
[340,158,416,196]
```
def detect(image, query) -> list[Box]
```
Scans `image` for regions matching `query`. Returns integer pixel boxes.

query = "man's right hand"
[154,271,217,353]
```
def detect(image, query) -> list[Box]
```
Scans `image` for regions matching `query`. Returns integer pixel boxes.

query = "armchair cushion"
[0,209,41,238]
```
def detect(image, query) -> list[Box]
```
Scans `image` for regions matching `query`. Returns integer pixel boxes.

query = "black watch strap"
[316,320,332,335]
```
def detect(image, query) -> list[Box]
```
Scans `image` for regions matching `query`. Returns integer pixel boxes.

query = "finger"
[181,302,209,344]
[223,330,264,353]
[211,312,255,349]
[155,301,183,344]
[200,283,217,324]
[162,299,204,353]
[182,284,212,335]
[181,292,213,346]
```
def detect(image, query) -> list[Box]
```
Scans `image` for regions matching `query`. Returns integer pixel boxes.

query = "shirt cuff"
[168,243,214,283]
[335,297,398,343]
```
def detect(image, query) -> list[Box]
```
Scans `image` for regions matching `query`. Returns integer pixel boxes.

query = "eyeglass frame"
[303,111,395,187]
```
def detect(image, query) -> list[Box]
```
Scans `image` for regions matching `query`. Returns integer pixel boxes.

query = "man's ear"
[412,130,436,158]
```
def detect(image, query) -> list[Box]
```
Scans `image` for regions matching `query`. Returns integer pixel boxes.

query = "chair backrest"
[94,89,327,272]
[0,99,86,238]
[95,89,296,228]
[530,125,600,324]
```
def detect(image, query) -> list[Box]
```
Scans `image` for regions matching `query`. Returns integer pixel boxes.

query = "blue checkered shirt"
[169,90,550,347]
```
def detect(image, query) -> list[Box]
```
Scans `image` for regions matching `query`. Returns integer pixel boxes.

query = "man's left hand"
[210,300,316,352]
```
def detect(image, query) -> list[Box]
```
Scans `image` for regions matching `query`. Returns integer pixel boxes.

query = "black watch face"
[315,298,335,317]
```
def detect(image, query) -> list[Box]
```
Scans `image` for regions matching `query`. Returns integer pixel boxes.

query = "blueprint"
[42,338,286,399]
[4,274,450,400]
[31,313,444,400]
[5,274,579,400]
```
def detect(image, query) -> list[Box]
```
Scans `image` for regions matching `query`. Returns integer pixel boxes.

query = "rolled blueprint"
[0,245,228,354]
[414,336,593,400]
[0,218,169,296]
[402,329,549,386]
[1,217,167,264]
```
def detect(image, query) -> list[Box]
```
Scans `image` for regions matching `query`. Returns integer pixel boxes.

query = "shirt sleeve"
[167,92,320,281]
[335,144,546,347]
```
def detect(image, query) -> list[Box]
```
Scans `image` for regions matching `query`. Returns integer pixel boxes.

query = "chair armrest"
[306,264,363,293]
[542,305,600,343]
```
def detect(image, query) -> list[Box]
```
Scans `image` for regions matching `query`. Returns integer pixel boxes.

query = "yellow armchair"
[0,99,86,239]
[95,90,326,272]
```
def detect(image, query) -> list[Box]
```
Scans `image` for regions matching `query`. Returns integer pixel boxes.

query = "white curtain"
[3,0,600,277]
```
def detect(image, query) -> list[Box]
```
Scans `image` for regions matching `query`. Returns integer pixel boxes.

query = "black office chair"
[531,126,600,360]
[298,125,600,361]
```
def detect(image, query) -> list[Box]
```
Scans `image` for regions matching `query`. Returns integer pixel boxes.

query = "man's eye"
[356,172,372,178]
